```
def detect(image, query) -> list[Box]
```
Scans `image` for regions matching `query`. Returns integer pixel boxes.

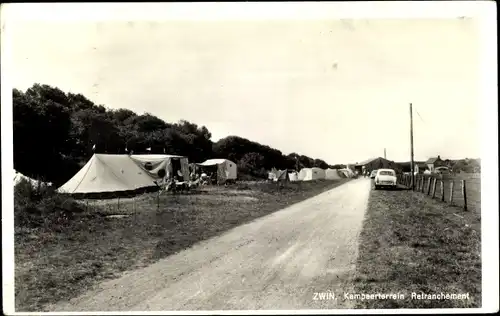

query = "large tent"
[298,167,326,181]
[57,154,158,196]
[58,154,190,197]
[325,168,342,180]
[197,159,237,183]
[130,154,190,182]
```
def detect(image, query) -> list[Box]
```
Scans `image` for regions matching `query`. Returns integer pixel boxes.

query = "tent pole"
[133,196,136,220]
[157,191,160,210]
[410,103,415,191]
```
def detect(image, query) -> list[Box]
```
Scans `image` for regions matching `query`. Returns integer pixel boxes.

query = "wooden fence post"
[462,180,468,211]
[440,180,445,202]
[449,181,454,205]
[432,178,437,198]
[427,178,431,195]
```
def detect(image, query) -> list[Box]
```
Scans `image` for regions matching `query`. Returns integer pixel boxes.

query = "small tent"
[268,167,279,181]
[130,154,190,182]
[197,159,237,184]
[325,168,342,180]
[288,171,299,181]
[14,171,52,187]
[276,169,290,181]
[298,167,326,181]
[268,168,291,182]
[339,168,355,178]
[14,171,38,186]
[57,154,158,196]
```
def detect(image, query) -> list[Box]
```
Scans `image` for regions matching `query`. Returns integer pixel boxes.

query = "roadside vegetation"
[352,185,481,308]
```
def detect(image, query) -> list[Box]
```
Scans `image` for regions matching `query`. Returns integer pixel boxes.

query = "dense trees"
[13,84,336,185]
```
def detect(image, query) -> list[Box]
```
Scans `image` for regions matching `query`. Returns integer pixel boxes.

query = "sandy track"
[47,178,371,311]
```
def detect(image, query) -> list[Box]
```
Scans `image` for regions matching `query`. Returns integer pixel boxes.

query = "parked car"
[370,170,378,179]
[374,169,397,190]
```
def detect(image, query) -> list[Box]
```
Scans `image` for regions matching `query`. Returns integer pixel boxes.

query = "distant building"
[425,155,445,172]
[354,157,401,174]
[396,161,426,173]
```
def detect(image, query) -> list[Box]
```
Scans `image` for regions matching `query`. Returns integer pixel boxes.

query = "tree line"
[397,159,481,173]
[13,84,340,185]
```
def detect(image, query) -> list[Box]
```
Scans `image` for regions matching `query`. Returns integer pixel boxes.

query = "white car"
[374,169,397,190]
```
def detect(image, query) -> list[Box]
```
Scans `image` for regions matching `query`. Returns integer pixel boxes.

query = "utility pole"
[410,103,415,191]
[384,148,387,159]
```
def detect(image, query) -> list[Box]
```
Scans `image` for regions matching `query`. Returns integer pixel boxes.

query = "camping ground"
[14,178,349,312]
[352,182,481,308]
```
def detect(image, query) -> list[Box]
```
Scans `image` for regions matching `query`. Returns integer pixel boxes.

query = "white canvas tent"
[298,167,326,181]
[14,170,52,187]
[268,168,278,181]
[197,159,237,183]
[339,168,355,178]
[288,171,299,182]
[268,168,290,182]
[58,154,157,195]
[130,154,190,182]
[14,171,37,186]
[325,168,342,180]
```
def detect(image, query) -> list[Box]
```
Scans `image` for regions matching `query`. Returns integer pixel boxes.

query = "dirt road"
[47,178,371,311]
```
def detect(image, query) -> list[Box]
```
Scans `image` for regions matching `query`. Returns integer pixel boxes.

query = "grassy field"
[352,183,481,308]
[14,179,349,312]
[404,173,481,213]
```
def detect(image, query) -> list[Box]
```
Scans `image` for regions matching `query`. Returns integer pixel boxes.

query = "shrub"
[14,178,98,229]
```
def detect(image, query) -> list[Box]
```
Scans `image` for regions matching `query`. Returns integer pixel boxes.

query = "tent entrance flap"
[171,158,182,179]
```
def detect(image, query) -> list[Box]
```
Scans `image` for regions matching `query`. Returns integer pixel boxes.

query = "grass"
[352,183,481,308]
[408,173,481,213]
[14,178,350,312]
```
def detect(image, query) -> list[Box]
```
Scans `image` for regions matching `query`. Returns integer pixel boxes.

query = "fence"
[398,173,481,212]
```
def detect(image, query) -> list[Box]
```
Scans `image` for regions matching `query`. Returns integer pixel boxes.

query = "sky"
[5,4,484,164]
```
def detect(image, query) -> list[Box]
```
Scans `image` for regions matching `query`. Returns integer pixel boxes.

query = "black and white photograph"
[1,2,498,314]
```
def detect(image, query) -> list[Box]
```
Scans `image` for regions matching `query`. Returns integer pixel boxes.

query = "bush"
[14,178,98,229]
